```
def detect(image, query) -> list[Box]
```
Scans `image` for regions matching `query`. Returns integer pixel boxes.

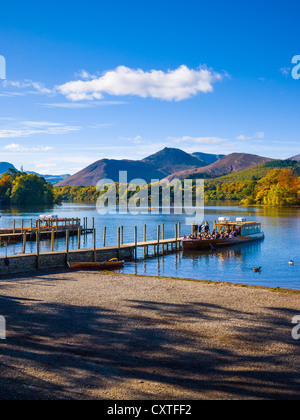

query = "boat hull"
[182,233,265,251]
[68,261,125,271]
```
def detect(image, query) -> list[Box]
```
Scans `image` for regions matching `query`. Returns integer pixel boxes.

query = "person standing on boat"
[193,222,198,237]
[205,221,210,233]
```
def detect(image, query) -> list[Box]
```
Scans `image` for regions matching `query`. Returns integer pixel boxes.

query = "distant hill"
[192,152,225,165]
[56,159,164,186]
[289,154,300,161]
[57,148,225,187]
[165,153,273,181]
[210,160,300,184]
[27,172,71,184]
[142,147,203,174]
[0,162,17,175]
[56,149,275,187]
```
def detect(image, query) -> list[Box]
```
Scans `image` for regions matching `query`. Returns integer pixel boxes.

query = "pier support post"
[93,229,96,262]
[66,230,69,265]
[162,224,165,254]
[22,232,26,254]
[36,232,40,269]
[134,226,137,260]
[78,228,81,249]
[121,226,124,245]
[21,220,24,236]
[118,227,121,259]
[51,230,55,253]
[157,225,160,256]
[103,227,106,248]
[175,224,178,251]
[144,225,147,258]
[13,220,16,234]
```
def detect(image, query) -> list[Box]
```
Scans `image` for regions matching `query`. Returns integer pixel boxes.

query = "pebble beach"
[0,269,299,400]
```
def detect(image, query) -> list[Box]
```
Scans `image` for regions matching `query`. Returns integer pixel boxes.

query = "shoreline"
[1,267,299,294]
[0,269,299,400]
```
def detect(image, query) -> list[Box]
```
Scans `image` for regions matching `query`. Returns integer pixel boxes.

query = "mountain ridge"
[56,149,274,187]
[164,153,274,181]
[56,148,225,186]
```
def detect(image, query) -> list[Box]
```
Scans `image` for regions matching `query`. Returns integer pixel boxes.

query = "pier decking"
[0,220,184,274]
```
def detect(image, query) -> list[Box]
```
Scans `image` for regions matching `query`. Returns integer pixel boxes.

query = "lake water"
[0,202,299,290]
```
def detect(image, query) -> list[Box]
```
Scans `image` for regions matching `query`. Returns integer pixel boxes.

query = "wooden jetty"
[0,216,91,244]
[0,222,184,274]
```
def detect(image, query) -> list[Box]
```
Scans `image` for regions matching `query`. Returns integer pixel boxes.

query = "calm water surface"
[0,202,299,290]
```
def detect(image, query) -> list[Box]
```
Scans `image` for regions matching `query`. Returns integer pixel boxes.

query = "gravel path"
[0,269,299,400]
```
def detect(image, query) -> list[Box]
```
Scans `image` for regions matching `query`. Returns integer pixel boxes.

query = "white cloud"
[0,120,81,139]
[35,163,57,169]
[74,70,99,80]
[236,132,265,141]
[254,131,265,139]
[4,143,53,152]
[171,136,226,144]
[280,67,291,77]
[57,65,224,102]
[2,79,53,95]
[119,135,144,144]
[41,101,127,108]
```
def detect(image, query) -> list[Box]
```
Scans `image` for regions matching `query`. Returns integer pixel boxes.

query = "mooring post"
[66,229,69,265]
[30,219,32,230]
[143,224,147,258]
[51,230,55,253]
[121,226,124,245]
[178,222,182,250]
[78,227,81,249]
[36,232,40,269]
[157,225,160,255]
[162,223,165,254]
[92,217,95,230]
[21,220,24,236]
[103,227,106,247]
[93,228,96,262]
[134,226,137,260]
[175,224,178,251]
[13,220,15,234]
[22,232,26,254]
[118,227,121,259]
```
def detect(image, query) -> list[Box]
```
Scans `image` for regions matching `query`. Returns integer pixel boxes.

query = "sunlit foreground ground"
[0,269,299,400]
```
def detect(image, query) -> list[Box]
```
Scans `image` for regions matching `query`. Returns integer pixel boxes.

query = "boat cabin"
[214,217,262,237]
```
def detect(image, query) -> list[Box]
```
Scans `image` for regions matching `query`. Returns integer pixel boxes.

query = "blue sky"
[0,0,299,175]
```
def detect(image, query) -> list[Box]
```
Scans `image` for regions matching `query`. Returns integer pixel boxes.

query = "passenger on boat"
[192,222,199,236]
[204,221,210,233]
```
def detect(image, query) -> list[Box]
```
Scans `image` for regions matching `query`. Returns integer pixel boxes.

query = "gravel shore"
[0,269,299,400]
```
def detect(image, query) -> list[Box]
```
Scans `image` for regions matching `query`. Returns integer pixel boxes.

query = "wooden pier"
[0,217,92,244]
[0,221,184,274]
